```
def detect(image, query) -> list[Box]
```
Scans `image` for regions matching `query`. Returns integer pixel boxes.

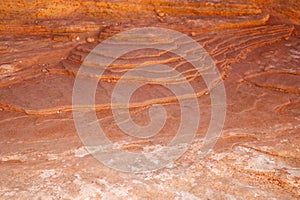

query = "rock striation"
[0,0,299,199]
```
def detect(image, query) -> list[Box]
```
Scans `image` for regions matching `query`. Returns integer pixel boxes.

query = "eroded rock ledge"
[0,0,299,199]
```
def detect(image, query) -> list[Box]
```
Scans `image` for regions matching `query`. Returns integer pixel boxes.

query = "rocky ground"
[0,0,299,199]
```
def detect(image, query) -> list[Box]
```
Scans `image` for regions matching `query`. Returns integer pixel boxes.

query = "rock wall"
[0,0,299,199]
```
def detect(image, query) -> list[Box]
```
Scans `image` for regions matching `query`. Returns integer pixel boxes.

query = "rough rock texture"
[0,0,300,199]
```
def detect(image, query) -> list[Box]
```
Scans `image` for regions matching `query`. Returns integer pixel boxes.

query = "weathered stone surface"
[0,0,299,199]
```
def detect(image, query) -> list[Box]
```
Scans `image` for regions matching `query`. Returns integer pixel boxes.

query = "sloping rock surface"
[0,0,299,199]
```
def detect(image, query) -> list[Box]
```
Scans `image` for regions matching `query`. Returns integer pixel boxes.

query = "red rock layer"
[0,0,299,199]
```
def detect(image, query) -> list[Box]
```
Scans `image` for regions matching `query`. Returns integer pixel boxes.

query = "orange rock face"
[0,0,299,199]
